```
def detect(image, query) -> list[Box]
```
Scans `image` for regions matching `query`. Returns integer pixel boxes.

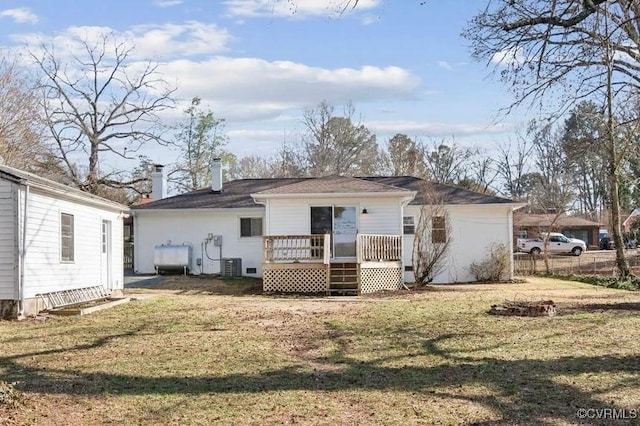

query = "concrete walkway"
[124,271,164,289]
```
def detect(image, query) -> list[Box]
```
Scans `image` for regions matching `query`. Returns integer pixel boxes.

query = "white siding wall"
[267,196,404,235]
[134,208,266,276]
[21,188,124,299]
[403,204,514,283]
[0,180,16,299]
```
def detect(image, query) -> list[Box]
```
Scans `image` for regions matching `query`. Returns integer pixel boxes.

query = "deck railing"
[357,234,402,262]
[263,234,331,264]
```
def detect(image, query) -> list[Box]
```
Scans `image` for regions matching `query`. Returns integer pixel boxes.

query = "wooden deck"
[262,234,403,295]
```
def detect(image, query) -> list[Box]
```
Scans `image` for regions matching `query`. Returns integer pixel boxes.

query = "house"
[514,213,602,249]
[132,160,521,294]
[0,165,128,319]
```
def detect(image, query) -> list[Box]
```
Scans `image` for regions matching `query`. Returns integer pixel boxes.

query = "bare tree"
[529,121,576,212]
[31,32,175,195]
[465,0,639,277]
[227,155,275,180]
[422,140,476,185]
[561,101,608,219]
[466,155,499,194]
[412,184,452,285]
[228,140,305,180]
[0,55,58,175]
[495,134,535,199]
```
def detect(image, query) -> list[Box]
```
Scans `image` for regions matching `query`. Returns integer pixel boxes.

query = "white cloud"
[164,57,420,122]
[361,14,379,25]
[129,22,231,58]
[0,8,38,24]
[491,47,525,66]
[11,22,231,60]
[224,0,380,19]
[366,120,515,138]
[437,60,453,70]
[153,0,183,7]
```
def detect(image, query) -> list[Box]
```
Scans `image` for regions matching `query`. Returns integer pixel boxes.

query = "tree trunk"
[608,170,630,278]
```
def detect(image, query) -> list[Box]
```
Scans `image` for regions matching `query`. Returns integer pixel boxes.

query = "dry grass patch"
[1,276,640,425]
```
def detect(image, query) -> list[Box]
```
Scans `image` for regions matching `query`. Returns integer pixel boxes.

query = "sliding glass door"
[310,206,357,258]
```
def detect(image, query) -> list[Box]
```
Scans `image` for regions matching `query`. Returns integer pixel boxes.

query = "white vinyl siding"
[0,180,16,299]
[134,208,265,276]
[20,188,124,299]
[403,204,513,283]
[60,213,74,262]
[267,196,403,236]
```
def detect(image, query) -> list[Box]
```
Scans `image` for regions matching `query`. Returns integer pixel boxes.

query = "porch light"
[361,208,368,215]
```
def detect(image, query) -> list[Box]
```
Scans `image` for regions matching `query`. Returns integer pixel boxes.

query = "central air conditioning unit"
[221,258,242,277]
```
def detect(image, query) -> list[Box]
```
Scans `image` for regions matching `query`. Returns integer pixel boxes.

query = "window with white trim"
[60,213,74,261]
[403,216,415,234]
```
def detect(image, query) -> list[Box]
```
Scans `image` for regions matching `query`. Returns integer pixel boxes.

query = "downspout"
[17,181,29,318]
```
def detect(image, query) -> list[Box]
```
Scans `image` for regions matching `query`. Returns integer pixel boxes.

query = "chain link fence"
[514,249,640,276]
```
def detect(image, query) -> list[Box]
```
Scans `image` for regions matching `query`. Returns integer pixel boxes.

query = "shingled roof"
[0,165,128,211]
[515,213,602,228]
[133,178,306,210]
[133,175,515,210]
[254,175,412,195]
[363,176,515,205]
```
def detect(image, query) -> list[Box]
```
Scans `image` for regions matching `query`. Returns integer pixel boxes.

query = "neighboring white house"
[133,160,522,294]
[0,165,128,319]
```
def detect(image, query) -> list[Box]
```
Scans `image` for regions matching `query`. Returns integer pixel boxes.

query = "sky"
[0,0,524,169]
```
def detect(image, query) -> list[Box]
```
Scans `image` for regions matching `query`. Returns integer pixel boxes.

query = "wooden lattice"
[360,267,402,294]
[263,264,328,293]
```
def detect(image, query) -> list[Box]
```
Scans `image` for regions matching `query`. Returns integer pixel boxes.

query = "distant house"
[514,213,602,248]
[0,165,129,319]
[132,160,522,294]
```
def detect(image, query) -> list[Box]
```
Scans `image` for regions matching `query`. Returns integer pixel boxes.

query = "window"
[123,225,131,242]
[240,218,263,237]
[432,216,447,244]
[517,230,528,239]
[60,213,74,261]
[403,216,415,234]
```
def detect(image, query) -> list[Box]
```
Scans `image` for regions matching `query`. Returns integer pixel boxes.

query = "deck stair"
[329,263,359,296]
[38,286,109,309]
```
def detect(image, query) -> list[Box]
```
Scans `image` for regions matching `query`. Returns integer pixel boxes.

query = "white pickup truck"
[517,232,586,256]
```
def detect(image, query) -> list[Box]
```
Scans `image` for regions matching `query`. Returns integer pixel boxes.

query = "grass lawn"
[1,276,640,425]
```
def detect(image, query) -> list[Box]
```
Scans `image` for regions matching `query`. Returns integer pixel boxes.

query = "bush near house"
[468,243,510,282]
